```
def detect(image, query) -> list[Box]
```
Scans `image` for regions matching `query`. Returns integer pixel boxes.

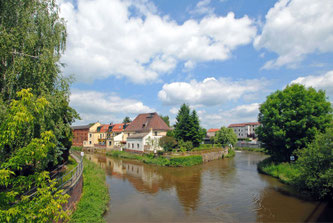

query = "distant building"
[125,112,171,152]
[84,122,102,147]
[106,123,129,148]
[71,125,91,147]
[228,122,260,139]
[207,128,219,138]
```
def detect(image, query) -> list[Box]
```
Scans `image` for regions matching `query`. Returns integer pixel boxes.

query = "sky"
[58,0,333,128]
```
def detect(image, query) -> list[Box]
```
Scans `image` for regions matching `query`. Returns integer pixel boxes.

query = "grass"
[257,157,300,184]
[225,148,235,158]
[192,144,223,151]
[235,147,266,153]
[71,146,83,151]
[106,150,203,167]
[70,158,109,223]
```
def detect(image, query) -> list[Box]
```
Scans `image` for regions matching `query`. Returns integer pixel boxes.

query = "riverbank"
[70,158,109,223]
[257,157,299,185]
[235,146,266,153]
[106,150,203,167]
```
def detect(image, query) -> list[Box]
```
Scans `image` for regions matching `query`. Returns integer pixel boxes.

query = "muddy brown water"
[85,151,332,222]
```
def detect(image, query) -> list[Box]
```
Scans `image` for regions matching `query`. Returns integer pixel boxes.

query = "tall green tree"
[123,116,131,124]
[257,84,332,162]
[160,114,170,127]
[174,104,204,148]
[0,0,78,165]
[213,127,237,147]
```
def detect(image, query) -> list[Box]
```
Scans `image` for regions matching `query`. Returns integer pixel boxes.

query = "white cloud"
[290,70,333,99]
[169,107,179,115]
[198,103,260,128]
[254,0,333,69]
[190,0,215,16]
[70,89,154,124]
[158,77,266,106]
[59,0,256,83]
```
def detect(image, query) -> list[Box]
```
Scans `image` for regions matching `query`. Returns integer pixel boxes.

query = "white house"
[228,122,260,139]
[126,130,163,152]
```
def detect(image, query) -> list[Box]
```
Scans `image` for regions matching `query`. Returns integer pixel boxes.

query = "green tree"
[189,110,203,147]
[160,114,170,127]
[174,104,192,142]
[0,0,78,165]
[159,136,177,152]
[213,127,237,147]
[257,84,332,162]
[123,116,131,124]
[0,89,69,222]
[295,125,333,199]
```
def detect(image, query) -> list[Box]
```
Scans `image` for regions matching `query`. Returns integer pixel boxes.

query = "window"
[132,143,134,149]
[155,132,158,136]
[89,134,92,138]
[128,143,130,148]
[89,141,92,145]
[137,144,140,149]
[109,141,112,146]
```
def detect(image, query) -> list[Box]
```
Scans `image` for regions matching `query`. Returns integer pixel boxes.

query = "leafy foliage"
[159,136,177,152]
[0,90,69,222]
[160,115,170,127]
[122,116,131,124]
[174,104,204,149]
[213,127,237,147]
[295,125,333,199]
[257,84,332,161]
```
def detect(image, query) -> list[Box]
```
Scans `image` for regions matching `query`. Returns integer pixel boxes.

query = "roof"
[125,112,171,132]
[207,128,219,132]
[127,133,149,139]
[97,124,110,133]
[71,124,91,130]
[111,123,128,133]
[228,122,260,128]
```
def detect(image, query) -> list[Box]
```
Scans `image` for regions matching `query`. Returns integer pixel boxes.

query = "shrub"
[159,136,177,152]
[169,155,203,167]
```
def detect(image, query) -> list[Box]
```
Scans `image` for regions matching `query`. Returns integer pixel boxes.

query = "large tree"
[123,116,131,124]
[257,84,332,162]
[0,0,78,165]
[160,114,170,127]
[174,104,204,148]
[213,127,237,147]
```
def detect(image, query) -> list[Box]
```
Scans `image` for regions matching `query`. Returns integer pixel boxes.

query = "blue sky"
[59,0,333,128]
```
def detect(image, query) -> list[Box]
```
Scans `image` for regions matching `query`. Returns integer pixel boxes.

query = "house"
[207,128,219,138]
[106,123,129,148]
[124,112,171,152]
[84,122,102,147]
[71,124,91,147]
[228,122,260,139]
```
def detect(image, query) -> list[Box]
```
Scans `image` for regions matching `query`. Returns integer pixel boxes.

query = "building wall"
[86,122,101,147]
[72,129,89,146]
[126,138,144,151]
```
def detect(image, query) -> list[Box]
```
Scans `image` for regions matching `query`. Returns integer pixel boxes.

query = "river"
[85,151,332,222]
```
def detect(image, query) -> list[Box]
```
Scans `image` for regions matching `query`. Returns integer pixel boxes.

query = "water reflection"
[85,152,330,222]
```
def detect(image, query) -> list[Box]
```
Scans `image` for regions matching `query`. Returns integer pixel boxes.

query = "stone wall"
[201,149,229,162]
[63,174,83,211]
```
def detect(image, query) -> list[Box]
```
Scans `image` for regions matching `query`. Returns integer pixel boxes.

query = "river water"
[85,151,331,222]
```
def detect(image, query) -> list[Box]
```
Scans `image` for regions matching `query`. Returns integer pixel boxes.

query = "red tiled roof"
[228,122,260,128]
[125,112,171,132]
[111,123,127,132]
[207,128,219,132]
[98,124,110,133]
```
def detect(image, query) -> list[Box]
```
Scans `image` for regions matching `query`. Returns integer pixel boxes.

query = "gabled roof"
[228,122,260,128]
[125,112,171,132]
[207,128,219,132]
[71,124,91,130]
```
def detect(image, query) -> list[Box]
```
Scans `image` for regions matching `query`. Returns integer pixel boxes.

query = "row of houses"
[72,112,260,152]
[207,122,260,140]
[72,112,171,152]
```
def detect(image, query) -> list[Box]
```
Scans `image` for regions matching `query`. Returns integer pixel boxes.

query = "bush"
[225,149,235,158]
[294,125,333,199]
[159,136,177,152]
[169,155,203,167]
[212,127,237,147]
[178,140,193,151]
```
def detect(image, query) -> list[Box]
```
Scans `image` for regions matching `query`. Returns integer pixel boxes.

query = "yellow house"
[84,122,101,147]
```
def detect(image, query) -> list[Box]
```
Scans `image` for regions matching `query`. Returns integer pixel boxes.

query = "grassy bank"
[106,151,203,167]
[257,157,300,184]
[70,158,109,223]
[235,147,266,153]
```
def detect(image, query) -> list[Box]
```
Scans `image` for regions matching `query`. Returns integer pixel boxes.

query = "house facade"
[207,128,219,138]
[124,112,171,152]
[228,122,260,139]
[71,125,91,147]
[106,123,129,148]
[84,122,102,147]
